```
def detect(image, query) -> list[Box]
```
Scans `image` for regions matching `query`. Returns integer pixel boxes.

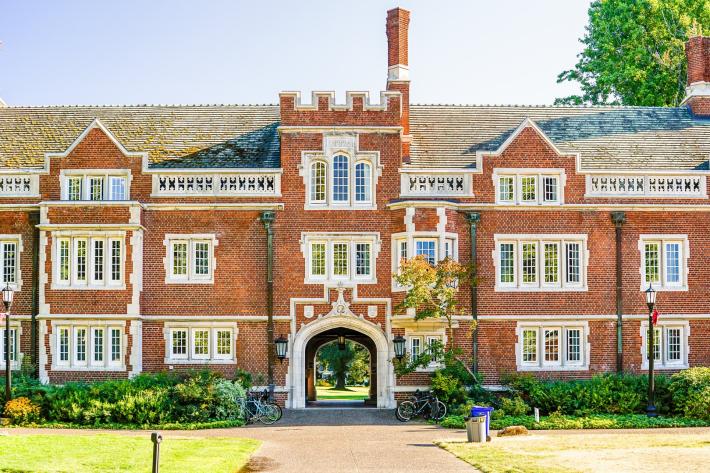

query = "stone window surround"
[0,322,23,370]
[50,230,126,290]
[515,321,590,372]
[60,169,132,201]
[51,319,126,372]
[163,322,238,364]
[0,234,23,292]
[638,234,689,292]
[300,232,381,285]
[492,168,566,205]
[405,329,445,372]
[163,234,219,285]
[640,320,690,370]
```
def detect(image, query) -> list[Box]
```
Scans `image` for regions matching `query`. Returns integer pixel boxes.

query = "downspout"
[465,212,481,374]
[611,211,626,373]
[29,211,40,373]
[260,211,276,399]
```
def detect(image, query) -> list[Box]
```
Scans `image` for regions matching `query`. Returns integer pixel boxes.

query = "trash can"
[466,415,487,443]
[470,406,494,440]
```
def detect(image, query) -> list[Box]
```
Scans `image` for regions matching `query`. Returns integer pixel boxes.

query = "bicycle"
[245,389,283,425]
[395,390,446,422]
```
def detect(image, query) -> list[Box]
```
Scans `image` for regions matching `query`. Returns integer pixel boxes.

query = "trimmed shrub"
[669,367,710,421]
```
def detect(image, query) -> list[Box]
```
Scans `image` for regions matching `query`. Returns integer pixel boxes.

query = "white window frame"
[164,323,237,364]
[516,322,590,371]
[0,236,22,291]
[301,233,379,285]
[494,234,588,292]
[406,330,446,372]
[53,322,124,371]
[0,324,22,369]
[354,160,373,204]
[60,169,131,201]
[164,234,218,284]
[640,321,689,370]
[52,232,125,290]
[638,235,689,291]
[391,231,459,292]
[493,169,565,205]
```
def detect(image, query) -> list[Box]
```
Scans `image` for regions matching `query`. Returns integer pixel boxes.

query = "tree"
[347,344,370,385]
[556,0,709,106]
[317,341,356,390]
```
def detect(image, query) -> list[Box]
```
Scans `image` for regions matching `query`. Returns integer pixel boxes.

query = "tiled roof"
[0,105,280,169]
[409,105,710,170]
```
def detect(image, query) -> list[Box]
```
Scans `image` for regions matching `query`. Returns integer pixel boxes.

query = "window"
[109,176,127,201]
[496,235,587,291]
[1,240,18,286]
[0,328,18,364]
[518,324,587,370]
[415,239,437,265]
[410,337,421,362]
[642,323,688,369]
[165,235,216,283]
[332,155,349,202]
[355,162,371,203]
[494,170,564,205]
[407,334,443,369]
[54,235,124,288]
[61,172,130,201]
[303,234,378,284]
[55,324,123,369]
[310,161,326,203]
[426,336,442,362]
[640,236,687,290]
[166,326,235,362]
[398,240,408,265]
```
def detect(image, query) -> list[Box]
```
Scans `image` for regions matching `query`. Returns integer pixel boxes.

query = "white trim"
[143,203,284,211]
[50,232,126,290]
[280,90,401,112]
[163,322,238,364]
[638,234,689,291]
[515,321,590,371]
[300,233,380,285]
[163,234,218,284]
[279,126,402,134]
[391,201,710,212]
[682,81,710,104]
[0,323,24,370]
[45,119,147,162]
[59,169,132,201]
[50,319,127,371]
[492,168,566,205]
[0,235,24,292]
[640,320,690,370]
[0,174,40,198]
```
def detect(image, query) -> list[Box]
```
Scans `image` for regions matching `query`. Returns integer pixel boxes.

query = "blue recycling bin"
[471,406,494,439]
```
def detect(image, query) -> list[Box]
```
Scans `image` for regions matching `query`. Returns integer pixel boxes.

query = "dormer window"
[61,171,130,201]
[493,169,565,205]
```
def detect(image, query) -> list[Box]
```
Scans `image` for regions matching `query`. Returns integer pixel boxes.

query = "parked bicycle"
[395,390,446,422]
[245,389,283,425]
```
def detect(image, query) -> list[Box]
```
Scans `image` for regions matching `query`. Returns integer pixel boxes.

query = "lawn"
[438,430,710,473]
[316,385,370,400]
[0,433,260,473]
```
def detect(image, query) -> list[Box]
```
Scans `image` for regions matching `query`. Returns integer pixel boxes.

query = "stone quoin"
[0,7,709,408]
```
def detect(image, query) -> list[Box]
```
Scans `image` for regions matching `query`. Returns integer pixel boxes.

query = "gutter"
[611,211,626,372]
[465,212,481,374]
[260,211,276,400]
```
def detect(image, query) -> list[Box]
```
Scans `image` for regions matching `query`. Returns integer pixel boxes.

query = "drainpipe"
[465,212,481,375]
[29,211,40,372]
[260,211,276,400]
[611,211,626,373]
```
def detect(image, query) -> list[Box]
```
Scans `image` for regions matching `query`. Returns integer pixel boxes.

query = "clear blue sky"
[0,0,590,106]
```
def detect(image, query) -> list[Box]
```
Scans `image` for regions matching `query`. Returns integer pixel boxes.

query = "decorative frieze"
[586,174,706,198]
[0,175,39,197]
[152,172,281,197]
[400,171,472,197]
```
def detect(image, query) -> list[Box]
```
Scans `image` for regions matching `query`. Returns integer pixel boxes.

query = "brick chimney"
[386,7,411,160]
[683,36,710,116]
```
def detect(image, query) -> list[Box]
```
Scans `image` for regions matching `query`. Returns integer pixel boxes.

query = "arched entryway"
[288,315,395,409]
[306,329,375,407]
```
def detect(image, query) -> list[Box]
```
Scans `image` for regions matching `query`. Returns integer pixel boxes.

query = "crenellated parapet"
[279,90,403,127]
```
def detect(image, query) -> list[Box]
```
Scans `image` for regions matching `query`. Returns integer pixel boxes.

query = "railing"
[400,172,472,197]
[152,172,281,197]
[0,175,39,197]
[586,174,706,198]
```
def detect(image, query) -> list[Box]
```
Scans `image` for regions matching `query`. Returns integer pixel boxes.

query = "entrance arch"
[289,316,395,409]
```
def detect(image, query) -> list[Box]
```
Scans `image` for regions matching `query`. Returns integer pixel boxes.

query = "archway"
[288,315,395,409]
[307,330,374,407]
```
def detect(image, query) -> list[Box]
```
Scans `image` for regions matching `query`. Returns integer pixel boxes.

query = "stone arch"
[288,316,395,409]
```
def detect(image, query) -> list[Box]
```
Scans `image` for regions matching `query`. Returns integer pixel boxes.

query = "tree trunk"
[335,372,346,390]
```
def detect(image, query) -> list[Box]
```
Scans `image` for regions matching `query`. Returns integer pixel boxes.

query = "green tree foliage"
[317,341,370,390]
[556,0,709,106]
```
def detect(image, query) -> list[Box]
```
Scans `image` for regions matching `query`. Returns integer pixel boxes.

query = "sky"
[0,0,591,106]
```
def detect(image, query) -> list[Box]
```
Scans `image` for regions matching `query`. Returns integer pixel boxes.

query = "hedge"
[440,413,710,430]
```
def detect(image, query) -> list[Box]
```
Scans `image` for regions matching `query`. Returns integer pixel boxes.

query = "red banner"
[652,309,659,325]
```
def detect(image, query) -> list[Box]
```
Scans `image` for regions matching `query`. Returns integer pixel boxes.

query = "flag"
[652,309,659,325]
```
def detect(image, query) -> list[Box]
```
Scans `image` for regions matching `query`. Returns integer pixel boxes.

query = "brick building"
[0,8,708,408]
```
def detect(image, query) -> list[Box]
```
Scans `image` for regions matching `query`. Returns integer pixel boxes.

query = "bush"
[3,396,41,424]
[439,413,710,430]
[669,367,710,421]
[500,396,530,416]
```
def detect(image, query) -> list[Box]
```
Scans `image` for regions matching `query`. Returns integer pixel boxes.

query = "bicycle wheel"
[430,400,447,421]
[259,404,280,425]
[396,401,416,422]
[269,402,283,421]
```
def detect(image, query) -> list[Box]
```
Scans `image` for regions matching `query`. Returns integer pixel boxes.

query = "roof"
[0,105,280,170]
[408,105,710,171]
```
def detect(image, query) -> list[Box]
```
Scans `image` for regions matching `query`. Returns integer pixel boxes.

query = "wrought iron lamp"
[2,283,14,403]
[275,335,288,363]
[645,284,657,417]
[393,335,406,361]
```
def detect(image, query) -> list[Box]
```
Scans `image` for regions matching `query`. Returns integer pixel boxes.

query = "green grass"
[438,431,710,473]
[316,385,370,400]
[0,434,260,473]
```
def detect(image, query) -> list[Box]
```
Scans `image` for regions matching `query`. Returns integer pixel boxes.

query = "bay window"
[640,235,688,290]
[54,234,123,289]
[495,235,587,291]
[518,323,588,370]
[55,323,123,369]
[165,235,217,284]
[166,326,236,363]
